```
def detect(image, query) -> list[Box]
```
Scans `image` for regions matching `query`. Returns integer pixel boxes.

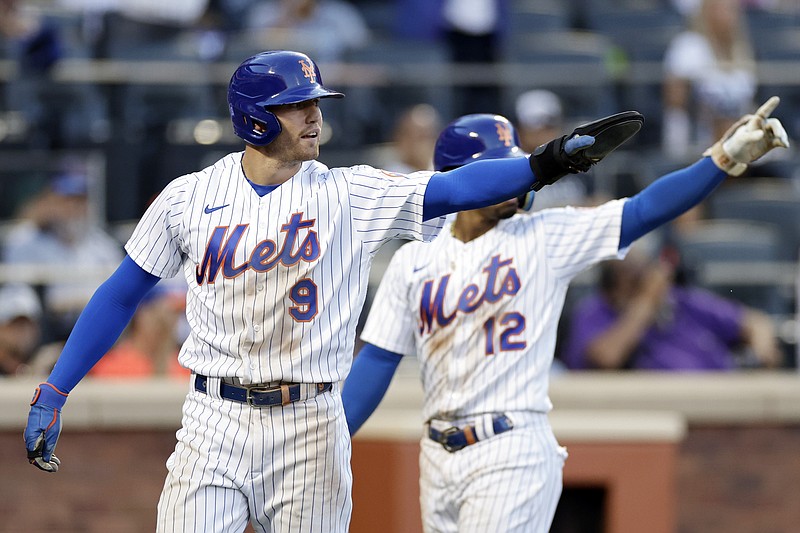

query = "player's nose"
[306,100,322,122]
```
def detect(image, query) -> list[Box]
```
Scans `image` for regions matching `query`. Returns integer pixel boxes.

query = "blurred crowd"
[1,0,800,378]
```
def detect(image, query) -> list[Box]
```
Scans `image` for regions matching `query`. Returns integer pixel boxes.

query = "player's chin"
[292,144,318,162]
[299,137,320,158]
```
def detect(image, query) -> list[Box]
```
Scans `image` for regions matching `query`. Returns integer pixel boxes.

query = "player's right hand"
[24,383,68,473]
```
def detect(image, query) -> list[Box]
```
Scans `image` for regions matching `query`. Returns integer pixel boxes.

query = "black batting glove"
[529,110,645,191]
[528,134,596,191]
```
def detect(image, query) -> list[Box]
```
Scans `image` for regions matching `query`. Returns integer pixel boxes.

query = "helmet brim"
[263,86,344,107]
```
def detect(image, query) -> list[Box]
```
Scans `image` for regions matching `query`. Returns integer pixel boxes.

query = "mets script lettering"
[196,213,320,284]
[418,255,521,334]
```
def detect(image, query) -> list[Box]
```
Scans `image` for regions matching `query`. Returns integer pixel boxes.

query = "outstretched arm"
[423,110,645,220]
[24,255,161,472]
[620,158,726,248]
[422,135,596,220]
[342,343,404,436]
[620,96,790,249]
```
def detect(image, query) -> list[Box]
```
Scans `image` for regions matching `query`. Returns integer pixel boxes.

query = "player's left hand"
[564,134,596,158]
[518,134,596,211]
[24,383,68,473]
[528,134,595,192]
[529,110,643,191]
[705,96,790,176]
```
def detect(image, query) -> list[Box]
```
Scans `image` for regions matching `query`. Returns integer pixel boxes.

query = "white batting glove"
[704,96,790,176]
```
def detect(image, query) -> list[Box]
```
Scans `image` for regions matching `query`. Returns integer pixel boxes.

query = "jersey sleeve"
[124,177,193,278]
[541,198,627,280]
[347,166,445,253]
[360,243,418,356]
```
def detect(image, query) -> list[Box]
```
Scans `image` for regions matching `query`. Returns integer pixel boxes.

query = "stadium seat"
[707,179,800,261]
[581,0,683,33]
[676,218,781,264]
[508,0,571,38]
[675,218,792,316]
[752,26,800,140]
[745,6,800,37]
[340,38,453,146]
[501,30,617,124]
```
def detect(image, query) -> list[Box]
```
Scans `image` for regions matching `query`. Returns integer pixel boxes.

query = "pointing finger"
[755,96,780,119]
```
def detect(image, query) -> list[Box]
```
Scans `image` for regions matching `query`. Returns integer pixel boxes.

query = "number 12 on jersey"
[482,312,527,355]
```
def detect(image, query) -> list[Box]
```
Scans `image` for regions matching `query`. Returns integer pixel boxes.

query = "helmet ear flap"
[247,109,282,146]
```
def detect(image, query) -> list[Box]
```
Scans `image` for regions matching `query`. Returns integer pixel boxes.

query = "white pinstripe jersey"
[125,151,443,384]
[361,199,627,420]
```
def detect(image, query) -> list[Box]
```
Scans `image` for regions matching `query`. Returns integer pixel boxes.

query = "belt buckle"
[439,426,465,453]
[495,414,514,433]
[245,385,277,407]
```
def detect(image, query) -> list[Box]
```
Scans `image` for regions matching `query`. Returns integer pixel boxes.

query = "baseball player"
[22,50,613,533]
[342,100,788,532]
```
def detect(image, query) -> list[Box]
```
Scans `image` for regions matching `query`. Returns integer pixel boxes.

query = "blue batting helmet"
[227,50,344,146]
[433,114,524,171]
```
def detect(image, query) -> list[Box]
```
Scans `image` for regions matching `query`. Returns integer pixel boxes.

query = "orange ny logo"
[495,122,513,147]
[299,60,316,83]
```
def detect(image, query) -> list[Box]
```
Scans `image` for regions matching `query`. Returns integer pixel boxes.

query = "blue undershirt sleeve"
[422,158,535,221]
[620,157,727,249]
[341,342,405,436]
[47,255,162,392]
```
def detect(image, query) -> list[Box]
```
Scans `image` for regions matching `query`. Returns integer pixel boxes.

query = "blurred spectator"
[670,0,792,16]
[1,0,83,149]
[514,89,563,152]
[392,0,443,41]
[0,283,45,376]
[57,0,219,62]
[91,281,190,379]
[560,243,782,371]
[662,0,757,160]
[1,1,114,149]
[245,0,371,62]
[57,0,210,28]
[1,0,62,72]
[669,0,702,16]
[3,168,124,340]
[514,89,597,209]
[202,0,258,32]
[440,0,508,115]
[367,103,442,173]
